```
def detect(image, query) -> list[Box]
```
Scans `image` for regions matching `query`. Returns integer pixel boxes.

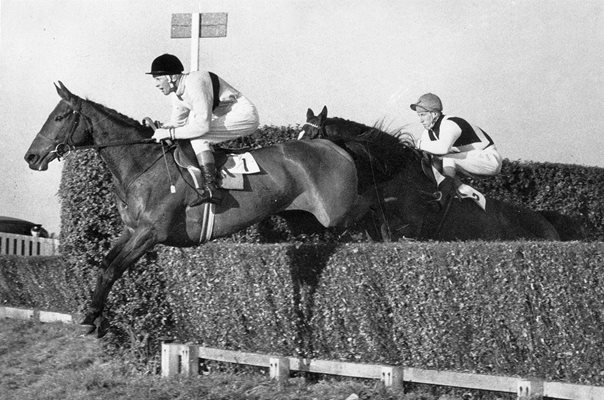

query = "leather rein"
[44,101,176,203]
[40,101,155,160]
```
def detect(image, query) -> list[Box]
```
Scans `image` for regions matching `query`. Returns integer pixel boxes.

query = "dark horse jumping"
[301,106,561,241]
[24,83,408,336]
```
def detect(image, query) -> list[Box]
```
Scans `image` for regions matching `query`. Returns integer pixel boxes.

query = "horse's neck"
[99,143,163,188]
[326,118,368,138]
[86,104,162,189]
[408,150,436,187]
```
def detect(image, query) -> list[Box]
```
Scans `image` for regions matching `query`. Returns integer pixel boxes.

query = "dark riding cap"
[146,54,184,76]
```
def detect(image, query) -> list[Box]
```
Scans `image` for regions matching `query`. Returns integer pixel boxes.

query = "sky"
[1,0,603,236]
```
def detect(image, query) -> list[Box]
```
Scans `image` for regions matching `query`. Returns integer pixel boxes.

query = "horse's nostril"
[25,153,36,163]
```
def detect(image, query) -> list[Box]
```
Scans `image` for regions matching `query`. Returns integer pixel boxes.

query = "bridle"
[33,103,92,160]
[298,121,327,140]
[41,100,154,160]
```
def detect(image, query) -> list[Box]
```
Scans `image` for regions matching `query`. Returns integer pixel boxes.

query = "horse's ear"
[319,106,328,119]
[306,108,315,120]
[317,105,328,123]
[54,81,73,101]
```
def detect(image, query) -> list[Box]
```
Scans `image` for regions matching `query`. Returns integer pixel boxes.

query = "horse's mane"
[324,116,415,147]
[326,117,366,128]
[82,96,145,130]
[322,117,420,187]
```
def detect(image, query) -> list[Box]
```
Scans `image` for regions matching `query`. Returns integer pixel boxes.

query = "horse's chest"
[117,194,179,232]
[116,202,138,228]
[116,200,152,230]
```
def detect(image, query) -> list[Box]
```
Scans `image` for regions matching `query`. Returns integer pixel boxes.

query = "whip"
[145,117,176,194]
[161,141,177,194]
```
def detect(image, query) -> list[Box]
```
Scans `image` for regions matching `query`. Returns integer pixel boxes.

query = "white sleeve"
[419,119,462,155]
[416,129,430,148]
[165,97,190,128]
[171,73,213,139]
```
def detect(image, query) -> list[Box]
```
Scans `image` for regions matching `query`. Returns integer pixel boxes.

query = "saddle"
[173,140,260,191]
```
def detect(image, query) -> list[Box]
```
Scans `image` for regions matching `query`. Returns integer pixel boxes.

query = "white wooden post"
[39,310,72,323]
[190,13,200,71]
[269,357,290,382]
[381,366,404,388]
[161,343,181,377]
[0,306,34,320]
[172,12,227,72]
[181,345,199,376]
[517,378,544,399]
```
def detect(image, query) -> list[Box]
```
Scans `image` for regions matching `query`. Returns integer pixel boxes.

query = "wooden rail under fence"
[0,306,73,323]
[0,232,59,256]
[2,307,603,400]
[161,342,604,400]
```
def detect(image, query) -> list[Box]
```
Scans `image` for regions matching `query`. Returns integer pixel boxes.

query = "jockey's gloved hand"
[142,117,161,129]
[152,128,172,142]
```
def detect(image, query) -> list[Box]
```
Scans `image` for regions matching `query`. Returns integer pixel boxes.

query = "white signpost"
[171,12,228,71]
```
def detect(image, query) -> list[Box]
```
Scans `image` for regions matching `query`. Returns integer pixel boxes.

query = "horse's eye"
[54,110,74,121]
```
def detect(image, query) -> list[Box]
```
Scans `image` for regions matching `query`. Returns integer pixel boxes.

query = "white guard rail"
[162,343,604,400]
[0,232,59,256]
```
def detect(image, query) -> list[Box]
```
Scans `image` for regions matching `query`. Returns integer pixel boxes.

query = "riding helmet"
[410,93,443,112]
[146,54,184,76]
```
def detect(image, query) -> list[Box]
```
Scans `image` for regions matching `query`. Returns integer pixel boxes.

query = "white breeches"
[439,146,503,177]
[190,95,260,154]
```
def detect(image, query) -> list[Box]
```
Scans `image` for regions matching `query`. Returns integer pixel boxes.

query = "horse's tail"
[539,210,588,241]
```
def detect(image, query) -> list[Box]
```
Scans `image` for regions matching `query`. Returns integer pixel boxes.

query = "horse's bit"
[49,103,93,159]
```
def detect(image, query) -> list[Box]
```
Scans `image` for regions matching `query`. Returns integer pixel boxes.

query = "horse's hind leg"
[83,228,157,337]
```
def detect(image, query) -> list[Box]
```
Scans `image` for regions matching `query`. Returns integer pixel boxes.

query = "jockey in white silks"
[147,53,259,206]
[410,93,503,210]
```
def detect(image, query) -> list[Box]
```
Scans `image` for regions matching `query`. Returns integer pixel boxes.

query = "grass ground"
[0,318,511,400]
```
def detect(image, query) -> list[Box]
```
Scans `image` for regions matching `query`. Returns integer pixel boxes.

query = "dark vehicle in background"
[0,216,49,238]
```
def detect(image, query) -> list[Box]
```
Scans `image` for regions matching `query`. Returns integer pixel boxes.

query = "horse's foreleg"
[100,230,133,270]
[80,230,132,328]
[82,228,157,337]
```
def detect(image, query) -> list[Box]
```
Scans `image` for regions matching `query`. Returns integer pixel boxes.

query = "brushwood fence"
[0,232,59,256]
[161,342,604,400]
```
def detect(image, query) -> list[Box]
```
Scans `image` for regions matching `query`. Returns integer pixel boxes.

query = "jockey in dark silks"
[411,93,503,208]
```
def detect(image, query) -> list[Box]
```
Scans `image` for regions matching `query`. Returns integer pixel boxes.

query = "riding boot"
[435,176,460,208]
[200,161,223,204]
[187,167,211,207]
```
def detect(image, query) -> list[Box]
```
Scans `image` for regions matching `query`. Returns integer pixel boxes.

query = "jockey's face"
[153,75,175,96]
[417,110,439,130]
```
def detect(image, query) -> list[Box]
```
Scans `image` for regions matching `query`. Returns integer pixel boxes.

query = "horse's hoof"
[75,323,96,336]
[96,318,110,339]
[80,313,97,326]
